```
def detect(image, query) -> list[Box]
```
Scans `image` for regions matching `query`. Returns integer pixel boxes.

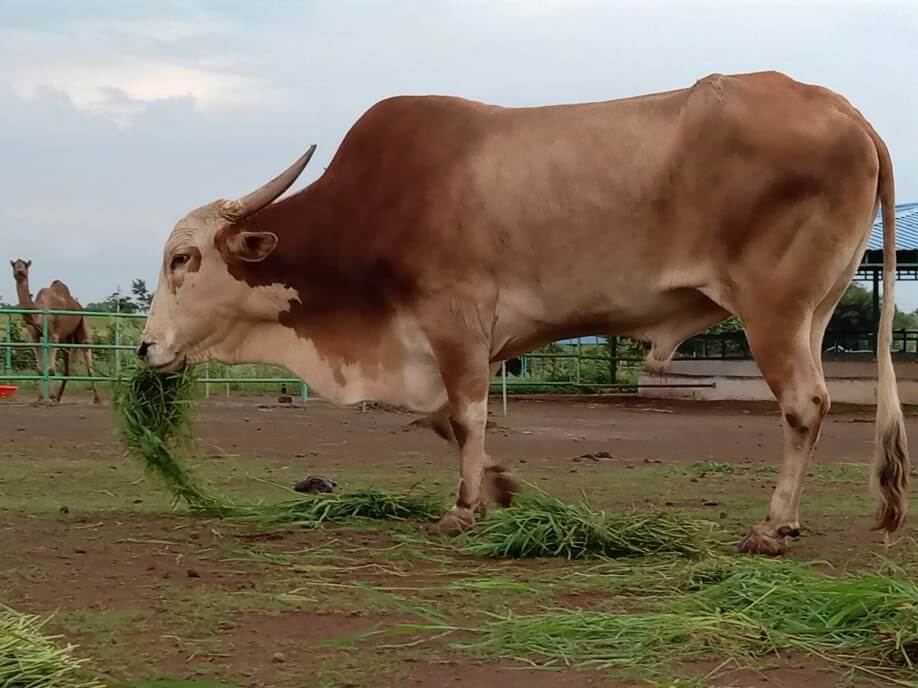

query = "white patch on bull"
[226,313,447,413]
[466,398,489,428]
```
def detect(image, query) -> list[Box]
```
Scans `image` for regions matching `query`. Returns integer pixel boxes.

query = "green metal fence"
[0,307,309,402]
[1,308,659,401]
[10,308,824,402]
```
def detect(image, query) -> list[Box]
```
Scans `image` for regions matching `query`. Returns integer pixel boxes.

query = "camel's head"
[10,259,31,284]
[139,147,315,373]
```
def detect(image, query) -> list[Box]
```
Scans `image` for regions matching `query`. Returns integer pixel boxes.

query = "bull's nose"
[137,341,150,360]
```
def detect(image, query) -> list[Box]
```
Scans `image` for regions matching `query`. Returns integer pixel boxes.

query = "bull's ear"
[221,231,278,263]
[25,260,31,268]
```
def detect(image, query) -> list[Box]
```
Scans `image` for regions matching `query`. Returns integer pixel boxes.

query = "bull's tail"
[868,128,910,533]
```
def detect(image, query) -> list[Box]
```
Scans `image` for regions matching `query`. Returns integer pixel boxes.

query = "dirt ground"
[1,394,916,688]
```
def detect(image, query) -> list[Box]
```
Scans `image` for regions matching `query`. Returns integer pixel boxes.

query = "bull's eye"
[170,254,189,271]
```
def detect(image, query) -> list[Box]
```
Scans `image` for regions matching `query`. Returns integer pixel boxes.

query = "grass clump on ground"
[0,605,103,688]
[114,366,441,526]
[461,491,718,559]
[456,558,918,685]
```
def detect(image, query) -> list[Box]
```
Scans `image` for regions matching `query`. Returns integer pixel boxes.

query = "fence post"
[3,314,11,376]
[501,361,508,416]
[610,336,619,386]
[114,313,122,380]
[301,380,309,404]
[575,337,582,387]
[41,310,50,401]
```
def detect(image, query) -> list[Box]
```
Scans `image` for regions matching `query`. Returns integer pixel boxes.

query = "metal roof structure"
[859,202,918,280]
[866,202,918,251]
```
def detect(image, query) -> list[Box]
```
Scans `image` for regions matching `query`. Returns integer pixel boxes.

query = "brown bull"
[140,71,909,555]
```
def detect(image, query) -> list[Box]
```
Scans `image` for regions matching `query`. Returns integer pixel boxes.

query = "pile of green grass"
[114,366,441,526]
[458,559,918,684]
[0,605,103,688]
[461,491,718,559]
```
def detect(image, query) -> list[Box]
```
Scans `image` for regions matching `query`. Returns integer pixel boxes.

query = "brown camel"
[10,259,100,404]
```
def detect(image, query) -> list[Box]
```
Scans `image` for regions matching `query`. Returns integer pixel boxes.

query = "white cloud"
[0,14,283,126]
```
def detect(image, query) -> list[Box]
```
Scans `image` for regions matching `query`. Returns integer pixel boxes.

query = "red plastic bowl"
[0,385,17,399]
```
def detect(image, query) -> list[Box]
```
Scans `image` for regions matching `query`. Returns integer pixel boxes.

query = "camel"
[10,259,100,404]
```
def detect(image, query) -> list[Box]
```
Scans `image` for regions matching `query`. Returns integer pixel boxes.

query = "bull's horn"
[220,145,316,222]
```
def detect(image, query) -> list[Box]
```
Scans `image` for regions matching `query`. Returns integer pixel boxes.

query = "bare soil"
[1,394,914,687]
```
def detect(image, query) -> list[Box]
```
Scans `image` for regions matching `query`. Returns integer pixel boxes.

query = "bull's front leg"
[435,395,490,535]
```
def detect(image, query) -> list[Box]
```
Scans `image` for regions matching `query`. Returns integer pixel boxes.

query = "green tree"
[87,291,138,313]
[131,279,153,311]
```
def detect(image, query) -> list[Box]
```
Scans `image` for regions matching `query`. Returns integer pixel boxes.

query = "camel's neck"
[15,278,33,309]
[14,278,40,330]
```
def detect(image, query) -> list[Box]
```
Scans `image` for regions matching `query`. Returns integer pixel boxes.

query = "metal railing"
[677,329,918,359]
[0,307,309,402]
[8,307,906,403]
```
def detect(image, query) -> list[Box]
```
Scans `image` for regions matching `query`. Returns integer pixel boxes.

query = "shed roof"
[867,203,918,251]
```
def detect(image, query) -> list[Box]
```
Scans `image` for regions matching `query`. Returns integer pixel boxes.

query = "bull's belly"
[491,282,717,359]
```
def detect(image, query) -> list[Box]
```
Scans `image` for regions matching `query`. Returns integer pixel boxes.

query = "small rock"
[74,548,87,554]
[186,569,201,579]
[294,452,306,459]
[595,451,612,459]
[272,652,287,664]
[59,506,70,514]
[702,500,720,507]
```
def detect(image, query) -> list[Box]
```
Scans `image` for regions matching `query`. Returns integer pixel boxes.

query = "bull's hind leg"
[738,311,829,555]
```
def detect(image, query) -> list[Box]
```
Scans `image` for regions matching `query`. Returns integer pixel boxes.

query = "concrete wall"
[639,357,918,405]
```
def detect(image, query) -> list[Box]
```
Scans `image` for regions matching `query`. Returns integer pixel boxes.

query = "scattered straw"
[228,489,443,527]
[0,605,103,688]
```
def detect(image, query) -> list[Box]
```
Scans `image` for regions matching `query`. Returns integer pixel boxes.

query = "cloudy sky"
[1,0,916,307]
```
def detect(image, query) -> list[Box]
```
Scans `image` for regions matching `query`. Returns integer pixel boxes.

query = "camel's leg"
[84,348,101,405]
[55,351,70,403]
[75,320,101,404]
[47,344,60,403]
[738,310,828,556]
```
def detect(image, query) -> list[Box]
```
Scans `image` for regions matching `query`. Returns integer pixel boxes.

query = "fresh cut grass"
[114,365,441,526]
[461,490,719,559]
[455,558,918,685]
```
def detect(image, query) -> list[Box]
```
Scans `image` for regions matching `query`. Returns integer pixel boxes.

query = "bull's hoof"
[737,528,786,556]
[486,467,520,508]
[430,507,476,537]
